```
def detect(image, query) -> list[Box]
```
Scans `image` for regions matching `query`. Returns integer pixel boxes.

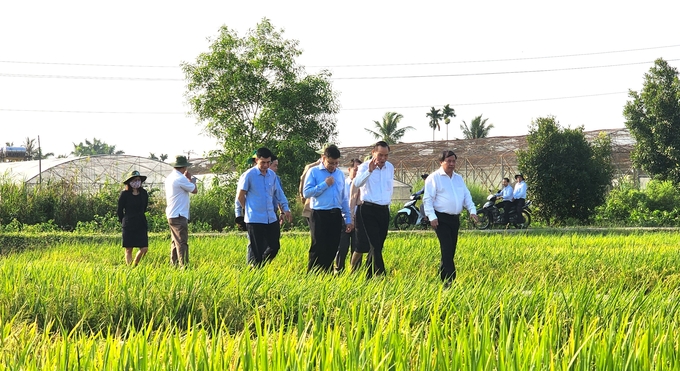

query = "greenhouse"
[0,155,175,193]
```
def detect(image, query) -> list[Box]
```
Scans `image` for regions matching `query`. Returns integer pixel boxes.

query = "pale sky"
[1,0,679,159]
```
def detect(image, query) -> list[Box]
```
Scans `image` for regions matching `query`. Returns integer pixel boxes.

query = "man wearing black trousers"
[303,145,353,273]
[353,141,394,278]
[423,150,479,286]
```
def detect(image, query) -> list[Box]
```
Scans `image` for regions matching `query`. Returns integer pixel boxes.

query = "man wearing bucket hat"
[165,155,198,268]
[513,174,527,223]
[117,170,149,266]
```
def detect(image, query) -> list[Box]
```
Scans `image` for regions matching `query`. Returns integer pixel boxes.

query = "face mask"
[130,180,142,189]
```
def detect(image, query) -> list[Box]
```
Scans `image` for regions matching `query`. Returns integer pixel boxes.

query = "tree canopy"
[182,18,339,199]
[71,138,124,156]
[426,107,442,141]
[365,112,414,144]
[516,116,613,225]
[624,58,680,183]
[460,115,494,139]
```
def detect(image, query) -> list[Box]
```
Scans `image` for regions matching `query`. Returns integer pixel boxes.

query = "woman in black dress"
[117,170,149,266]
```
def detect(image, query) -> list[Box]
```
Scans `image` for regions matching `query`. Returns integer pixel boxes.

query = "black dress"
[117,189,149,247]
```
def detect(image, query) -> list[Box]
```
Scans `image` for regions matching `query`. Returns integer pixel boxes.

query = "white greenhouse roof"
[0,155,175,193]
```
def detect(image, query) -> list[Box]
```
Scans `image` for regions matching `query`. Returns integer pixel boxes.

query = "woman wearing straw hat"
[117,170,149,266]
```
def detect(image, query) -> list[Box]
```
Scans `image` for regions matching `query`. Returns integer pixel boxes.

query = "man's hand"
[430,219,438,229]
[368,157,378,172]
[235,216,246,231]
[345,223,354,233]
[325,176,335,186]
[470,214,479,223]
[283,211,292,223]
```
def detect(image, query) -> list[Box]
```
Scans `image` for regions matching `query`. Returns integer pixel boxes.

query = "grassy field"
[0,230,679,370]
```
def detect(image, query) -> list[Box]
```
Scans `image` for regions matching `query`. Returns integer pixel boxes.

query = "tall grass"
[0,231,679,369]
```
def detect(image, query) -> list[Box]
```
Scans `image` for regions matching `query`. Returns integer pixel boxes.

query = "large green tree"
[182,19,338,199]
[365,112,414,144]
[516,116,613,225]
[460,115,494,139]
[426,107,442,142]
[624,58,680,183]
[71,138,124,156]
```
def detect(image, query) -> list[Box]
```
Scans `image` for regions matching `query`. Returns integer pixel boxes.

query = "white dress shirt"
[353,161,394,206]
[513,181,527,199]
[423,168,476,220]
[165,169,196,219]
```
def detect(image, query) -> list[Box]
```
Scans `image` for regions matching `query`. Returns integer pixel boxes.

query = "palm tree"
[460,115,494,139]
[426,107,442,142]
[365,112,415,144]
[441,104,456,141]
[23,137,36,159]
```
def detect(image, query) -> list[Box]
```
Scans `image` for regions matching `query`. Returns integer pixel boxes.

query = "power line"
[0,91,629,114]
[332,59,680,80]
[0,73,183,81]
[1,58,676,82]
[2,44,679,69]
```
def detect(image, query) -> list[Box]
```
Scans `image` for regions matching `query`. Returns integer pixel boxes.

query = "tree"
[365,112,414,144]
[624,58,680,183]
[71,138,124,156]
[182,18,339,199]
[441,104,456,141]
[149,153,158,160]
[516,116,613,225]
[160,154,168,162]
[426,107,442,142]
[460,115,494,139]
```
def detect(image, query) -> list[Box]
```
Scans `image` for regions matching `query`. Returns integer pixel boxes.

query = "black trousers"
[434,211,461,282]
[356,203,390,278]
[335,223,357,271]
[246,221,281,267]
[500,200,512,223]
[514,198,526,223]
[308,209,343,272]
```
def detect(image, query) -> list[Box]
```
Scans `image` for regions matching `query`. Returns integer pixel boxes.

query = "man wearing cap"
[423,150,479,285]
[165,155,198,268]
[238,147,292,267]
[303,144,353,272]
[513,174,527,223]
[353,141,394,278]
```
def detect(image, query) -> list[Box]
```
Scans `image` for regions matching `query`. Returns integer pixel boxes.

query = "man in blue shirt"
[238,147,292,267]
[495,177,514,224]
[303,144,353,273]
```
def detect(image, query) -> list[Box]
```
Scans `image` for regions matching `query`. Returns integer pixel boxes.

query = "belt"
[362,201,389,209]
[435,210,460,217]
[314,208,341,214]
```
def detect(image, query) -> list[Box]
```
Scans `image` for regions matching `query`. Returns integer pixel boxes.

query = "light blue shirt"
[303,162,351,224]
[496,185,514,201]
[513,181,527,199]
[239,167,290,224]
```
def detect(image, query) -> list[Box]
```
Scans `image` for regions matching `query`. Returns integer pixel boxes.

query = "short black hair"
[271,154,278,162]
[324,144,341,159]
[374,141,390,152]
[438,150,457,162]
[503,177,510,183]
[256,147,273,159]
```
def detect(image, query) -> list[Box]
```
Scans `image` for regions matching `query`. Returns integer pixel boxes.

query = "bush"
[595,179,680,226]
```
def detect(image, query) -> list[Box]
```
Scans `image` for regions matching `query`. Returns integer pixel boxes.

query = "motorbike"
[476,190,532,230]
[393,190,429,230]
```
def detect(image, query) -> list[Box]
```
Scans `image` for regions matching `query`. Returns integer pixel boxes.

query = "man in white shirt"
[165,155,198,268]
[513,174,528,223]
[423,150,478,285]
[353,141,394,278]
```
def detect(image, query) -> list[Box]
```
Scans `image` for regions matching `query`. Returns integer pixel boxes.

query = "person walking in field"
[423,150,479,286]
[165,155,198,268]
[335,157,362,273]
[353,141,394,278]
[303,144,353,272]
[238,147,292,267]
[117,170,149,266]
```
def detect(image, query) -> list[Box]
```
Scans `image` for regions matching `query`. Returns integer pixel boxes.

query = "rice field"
[0,230,679,370]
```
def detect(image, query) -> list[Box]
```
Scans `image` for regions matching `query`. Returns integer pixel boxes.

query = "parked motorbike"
[393,190,429,230]
[476,190,532,230]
